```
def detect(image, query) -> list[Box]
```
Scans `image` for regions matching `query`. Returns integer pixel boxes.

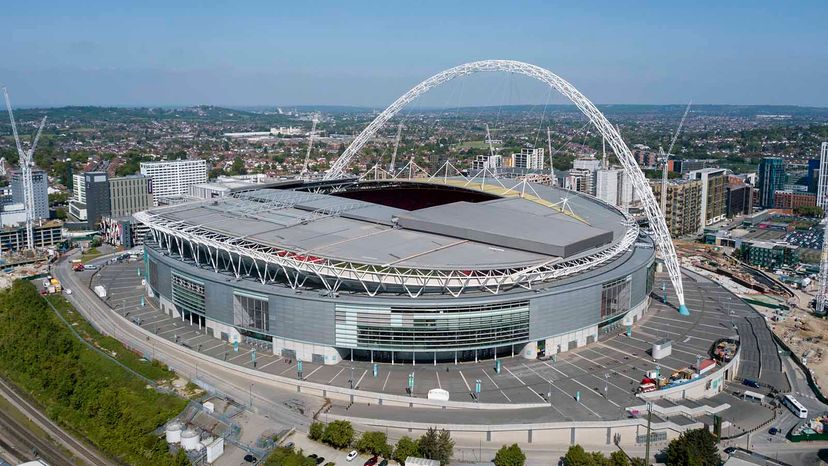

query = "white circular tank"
[180,428,200,451]
[165,422,183,444]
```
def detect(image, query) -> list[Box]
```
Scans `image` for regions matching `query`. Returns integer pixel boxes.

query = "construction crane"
[301,114,319,178]
[389,122,403,174]
[4,87,47,251]
[659,102,692,215]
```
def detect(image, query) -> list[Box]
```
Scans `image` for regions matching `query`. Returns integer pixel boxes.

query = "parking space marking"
[304,365,324,380]
[503,366,527,385]
[328,368,345,384]
[355,370,367,389]
[258,359,280,371]
[458,370,472,392]
[381,371,391,391]
[435,370,441,389]
[481,370,511,403]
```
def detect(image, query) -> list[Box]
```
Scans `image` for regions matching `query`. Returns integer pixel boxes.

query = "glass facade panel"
[233,293,270,332]
[171,272,205,315]
[336,301,530,351]
[600,277,631,320]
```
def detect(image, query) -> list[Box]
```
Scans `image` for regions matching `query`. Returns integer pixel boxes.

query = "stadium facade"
[138,178,655,365]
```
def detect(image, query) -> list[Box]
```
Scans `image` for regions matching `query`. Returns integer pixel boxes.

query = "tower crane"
[659,102,692,215]
[389,122,403,174]
[4,87,46,251]
[301,114,319,178]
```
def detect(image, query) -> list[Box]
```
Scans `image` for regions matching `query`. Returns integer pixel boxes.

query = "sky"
[1,1,827,107]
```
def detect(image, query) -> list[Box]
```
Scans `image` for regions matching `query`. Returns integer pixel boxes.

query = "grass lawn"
[80,247,103,263]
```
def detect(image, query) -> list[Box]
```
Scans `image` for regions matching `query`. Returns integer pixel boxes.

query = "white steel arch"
[324,59,689,314]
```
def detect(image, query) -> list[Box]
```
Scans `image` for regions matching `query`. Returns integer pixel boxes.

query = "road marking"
[328,368,345,384]
[258,359,280,371]
[304,365,324,380]
[435,370,441,389]
[355,369,367,389]
[381,371,391,391]
[279,363,298,375]
[228,350,251,363]
[458,370,471,391]
[481,370,511,402]
[503,366,527,385]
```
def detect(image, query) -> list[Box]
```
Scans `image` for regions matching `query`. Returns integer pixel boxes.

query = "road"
[0,376,111,466]
[55,250,313,434]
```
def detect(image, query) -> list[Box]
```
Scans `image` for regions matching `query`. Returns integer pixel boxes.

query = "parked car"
[315,457,325,465]
[364,456,379,466]
[284,441,295,449]
[346,450,359,462]
[742,379,760,388]
[378,460,388,466]
[243,454,258,462]
[769,426,779,435]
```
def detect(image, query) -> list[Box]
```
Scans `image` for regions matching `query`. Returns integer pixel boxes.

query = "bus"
[783,395,808,419]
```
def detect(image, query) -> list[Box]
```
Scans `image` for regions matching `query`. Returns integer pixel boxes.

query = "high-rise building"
[140,159,207,204]
[757,157,785,208]
[511,148,545,170]
[83,172,111,228]
[472,154,501,171]
[725,182,753,217]
[817,143,828,209]
[650,179,703,237]
[807,158,821,194]
[596,169,622,206]
[109,175,154,218]
[10,168,49,220]
[688,168,727,229]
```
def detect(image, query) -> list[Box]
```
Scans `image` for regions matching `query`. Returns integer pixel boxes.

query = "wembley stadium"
[136,176,656,365]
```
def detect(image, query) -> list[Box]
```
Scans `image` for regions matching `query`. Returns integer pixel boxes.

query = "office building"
[650,179,703,237]
[10,168,49,221]
[757,157,785,208]
[140,159,208,204]
[511,148,545,170]
[83,172,111,228]
[688,168,727,228]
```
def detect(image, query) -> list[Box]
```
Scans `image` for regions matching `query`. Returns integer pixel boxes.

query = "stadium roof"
[144,179,628,271]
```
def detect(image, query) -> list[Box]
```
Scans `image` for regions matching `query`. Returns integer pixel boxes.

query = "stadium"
[137,176,656,365]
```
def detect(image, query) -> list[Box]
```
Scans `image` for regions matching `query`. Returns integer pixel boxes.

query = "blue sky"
[1,1,826,107]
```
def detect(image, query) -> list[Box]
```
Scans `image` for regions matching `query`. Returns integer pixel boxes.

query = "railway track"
[0,377,112,466]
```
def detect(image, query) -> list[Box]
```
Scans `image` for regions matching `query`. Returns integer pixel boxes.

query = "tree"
[609,451,631,466]
[356,431,392,457]
[664,428,720,466]
[563,445,593,466]
[309,422,324,441]
[322,420,354,449]
[493,443,525,466]
[417,428,454,466]
[228,156,247,175]
[393,436,420,464]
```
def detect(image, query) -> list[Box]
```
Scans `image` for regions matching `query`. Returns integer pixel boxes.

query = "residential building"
[668,159,715,174]
[10,168,49,220]
[511,148,545,170]
[773,190,817,210]
[567,168,594,194]
[109,175,154,218]
[757,157,785,208]
[725,182,753,217]
[688,168,727,228]
[650,179,703,237]
[596,169,622,206]
[140,159,208,204]
[471,154,502,171]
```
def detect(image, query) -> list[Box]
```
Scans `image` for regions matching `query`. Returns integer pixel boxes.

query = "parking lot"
[83,257,786,424]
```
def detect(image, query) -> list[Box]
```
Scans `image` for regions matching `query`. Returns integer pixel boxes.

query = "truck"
[71,259,85,272]
[94,285,107,298]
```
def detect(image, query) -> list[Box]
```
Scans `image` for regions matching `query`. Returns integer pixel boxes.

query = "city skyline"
[1,0,827,107]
